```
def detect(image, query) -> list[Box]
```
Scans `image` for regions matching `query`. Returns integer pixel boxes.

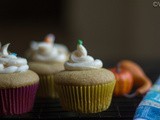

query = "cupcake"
[26,34,69,98]
[55,40,116,113]
[0,43,39,115]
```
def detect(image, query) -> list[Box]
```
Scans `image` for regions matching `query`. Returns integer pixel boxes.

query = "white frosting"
[28,34,68,63]
[0,43,29,74]
[65,43,103,70]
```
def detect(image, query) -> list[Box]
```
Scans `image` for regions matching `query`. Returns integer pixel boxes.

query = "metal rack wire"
[0,96,142,119]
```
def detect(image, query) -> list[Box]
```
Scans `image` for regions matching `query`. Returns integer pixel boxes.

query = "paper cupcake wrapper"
[56,81,115,113]
[37,74,58,98]
[0,83,39,115]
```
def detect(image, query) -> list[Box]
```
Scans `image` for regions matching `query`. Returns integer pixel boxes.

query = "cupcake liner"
[37,74,58,98]
[0,83,39,115]
[56,81,115,113]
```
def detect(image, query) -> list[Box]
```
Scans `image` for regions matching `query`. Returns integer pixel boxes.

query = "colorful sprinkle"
[78,39,83,45]
[10,53,17,56]
[44,34,55,43]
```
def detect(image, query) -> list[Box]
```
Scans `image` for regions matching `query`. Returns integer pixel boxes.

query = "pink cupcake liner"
[0,83,39,115]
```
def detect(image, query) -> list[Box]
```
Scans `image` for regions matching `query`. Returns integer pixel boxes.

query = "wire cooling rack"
[0,96,142,119]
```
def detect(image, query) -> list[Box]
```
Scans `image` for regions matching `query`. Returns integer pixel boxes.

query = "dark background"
[0,0,159,69]
[0,1,160,119]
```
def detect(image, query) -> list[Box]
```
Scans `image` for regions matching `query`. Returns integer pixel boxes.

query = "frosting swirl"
[28,34,69,63]
[0,43,29,74]
[65,40,103,70]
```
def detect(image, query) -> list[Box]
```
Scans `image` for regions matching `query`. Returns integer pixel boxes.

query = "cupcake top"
[65,40,103,71]
[0,43,29,74]
[55,68,115,85]
[29,62,64,74]
[55,40,115,85]
[0,70,39,88]
[27,34,69,63]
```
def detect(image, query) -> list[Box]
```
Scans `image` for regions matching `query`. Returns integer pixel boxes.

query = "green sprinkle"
[78,39,83,45]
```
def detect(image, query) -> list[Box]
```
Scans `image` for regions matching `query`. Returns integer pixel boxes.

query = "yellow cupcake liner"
[56,81,115,113]
[37,74,58,98]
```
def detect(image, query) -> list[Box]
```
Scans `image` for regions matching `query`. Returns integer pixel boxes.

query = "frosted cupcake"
[0,43,39,115]
[55,40,116,113]
[26,34,69,98]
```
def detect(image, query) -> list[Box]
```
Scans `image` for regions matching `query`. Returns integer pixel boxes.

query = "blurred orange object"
[110,66,133,96]
[119,60,152,98]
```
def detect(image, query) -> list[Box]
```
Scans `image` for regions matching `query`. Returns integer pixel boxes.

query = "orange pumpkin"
[118,60,152,96]
[110,67,133,96]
